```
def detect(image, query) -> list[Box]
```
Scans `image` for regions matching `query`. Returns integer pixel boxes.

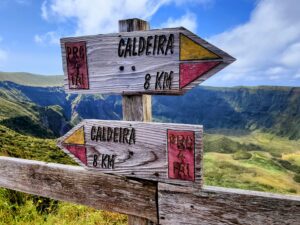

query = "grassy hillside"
[204,132,300,194]
[0,81,121,135]
[0,82,72,137]
[0,72,63,87]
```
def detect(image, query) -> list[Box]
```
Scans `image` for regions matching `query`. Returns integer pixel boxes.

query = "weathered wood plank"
[57,119,203,188]
[0,156,157,223]
[122,94,152,122]
[60,27,235,95]
[128,215,150,225]
[158,183,300,225]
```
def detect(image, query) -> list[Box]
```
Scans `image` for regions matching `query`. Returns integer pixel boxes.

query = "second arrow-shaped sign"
[57,120,203,187]
[60,27,235,95]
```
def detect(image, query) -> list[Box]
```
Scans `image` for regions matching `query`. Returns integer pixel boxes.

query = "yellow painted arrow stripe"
[180,33,220,61]
[63,126,85,145]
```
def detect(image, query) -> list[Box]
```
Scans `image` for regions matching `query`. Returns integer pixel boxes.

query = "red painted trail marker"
[60,27,235,95]
[179,61,221,88]
[168,130,195,181]
[65,42,89,90]
[57,119,203,187]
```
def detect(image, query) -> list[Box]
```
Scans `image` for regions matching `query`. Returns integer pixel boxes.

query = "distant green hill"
[0,81,72,137]
[0,81,121,137]
[0,72,63,87]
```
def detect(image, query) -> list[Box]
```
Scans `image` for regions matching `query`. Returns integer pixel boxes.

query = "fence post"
[119,18,153,225]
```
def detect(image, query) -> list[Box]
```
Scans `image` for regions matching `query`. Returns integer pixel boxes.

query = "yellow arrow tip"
[180,34,220,61]
[63,126,85,145]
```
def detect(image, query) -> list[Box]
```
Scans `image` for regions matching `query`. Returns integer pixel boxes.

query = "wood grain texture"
[60,27,235,95]
[158,183,300,225]
[122,94,152,122]
[128,215,151,225]
[0,156,157,223]
[57,120,203,188]
[121,18,153,225]
[119,19,150,32]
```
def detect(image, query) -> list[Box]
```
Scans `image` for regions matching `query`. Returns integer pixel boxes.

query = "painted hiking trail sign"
[57,120,203,187]
[60,27,235,95]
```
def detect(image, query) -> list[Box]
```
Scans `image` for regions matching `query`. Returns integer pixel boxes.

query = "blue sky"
[0,0,299,87]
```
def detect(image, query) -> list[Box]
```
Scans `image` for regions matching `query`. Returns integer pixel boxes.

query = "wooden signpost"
[57,120,203,187]
[58,18,234,224]
[60,27,235,95]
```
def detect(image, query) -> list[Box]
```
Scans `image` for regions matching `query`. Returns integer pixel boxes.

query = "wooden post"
[119,18,153,225]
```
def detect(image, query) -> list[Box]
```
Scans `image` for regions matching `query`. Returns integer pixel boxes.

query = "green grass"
[0,98,36,120]
[0,72,63,87]
[282,153,300,167]
[227,131,300,155]
[0,125,69,162]
[0,189,127,225]
[204,132,300,194]
[232,150,252,160]
[204,152,300,194]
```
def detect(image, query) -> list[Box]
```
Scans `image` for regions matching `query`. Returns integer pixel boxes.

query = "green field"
[0,72,63,87]
[0,125,299,224]
[204,132,300,193]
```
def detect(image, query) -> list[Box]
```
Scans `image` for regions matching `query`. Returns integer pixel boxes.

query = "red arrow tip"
[64,145,87,165]
[180,62,221,89]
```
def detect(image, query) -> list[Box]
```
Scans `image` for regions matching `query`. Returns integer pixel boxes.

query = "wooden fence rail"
[158,183,300,224]
[0,156,299,224]
[0,156,157,223]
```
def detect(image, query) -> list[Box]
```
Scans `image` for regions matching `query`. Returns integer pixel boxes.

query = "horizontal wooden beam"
[0,157,157,223]
[158,183,300,225]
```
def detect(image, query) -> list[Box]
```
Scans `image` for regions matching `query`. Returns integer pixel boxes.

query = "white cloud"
[280,42,300,68]
[160,12,197,32]
[294,70,300,79]
[266,67,287,75]
[208,0,300,86]
[41,0,48,20]
[34,31,60,45]
[41,0,168,35]
[40,0,210,35]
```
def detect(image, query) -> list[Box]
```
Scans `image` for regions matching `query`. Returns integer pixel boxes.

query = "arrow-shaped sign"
[60,27,235,95]
[57,120,203,187]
